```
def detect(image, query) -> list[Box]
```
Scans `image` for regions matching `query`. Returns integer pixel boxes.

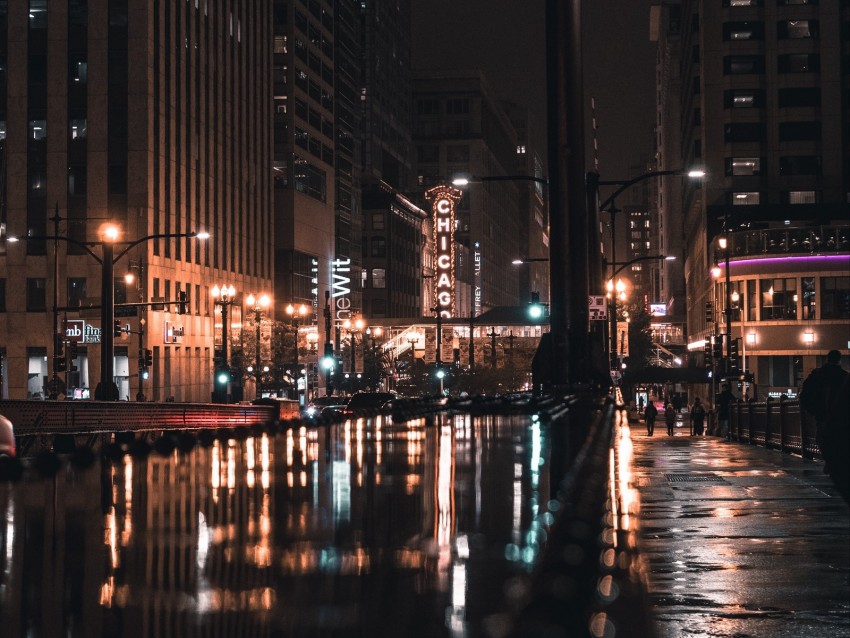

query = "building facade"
[0,1,273,401]
[412,70,525,313]
[653,0,850,396]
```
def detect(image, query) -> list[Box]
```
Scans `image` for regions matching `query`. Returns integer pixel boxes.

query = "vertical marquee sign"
[426,185,463,318]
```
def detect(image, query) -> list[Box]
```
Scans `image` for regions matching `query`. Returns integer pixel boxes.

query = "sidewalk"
[630,430,850,638]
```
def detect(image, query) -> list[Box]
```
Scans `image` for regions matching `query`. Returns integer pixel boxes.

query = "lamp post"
[8,225,209,400]
[212,284,237,403]
[285,302,308,401]
[487,327,499,368]
[306,331,319,401]
[719,221,732,376]
[246,293,271,399]
[365,326,383,389]
[343,316,364,376]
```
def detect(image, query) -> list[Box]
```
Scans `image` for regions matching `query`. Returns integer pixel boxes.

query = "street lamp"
[246,293,271,399]
[284,303,309,398]
[606,255,675,378]
[8,224,208,400]
[343,316,365,377]
[306,331,319,400]
[212,284,237,403]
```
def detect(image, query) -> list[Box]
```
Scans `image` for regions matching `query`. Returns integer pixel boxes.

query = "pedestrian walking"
[690,397,706,436]
[801,349,849,485]
[717,383,735,440]
[664,402,677,436]
[644,400,658,436]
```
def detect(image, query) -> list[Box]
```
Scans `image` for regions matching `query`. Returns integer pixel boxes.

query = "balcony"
[729,225,849,257]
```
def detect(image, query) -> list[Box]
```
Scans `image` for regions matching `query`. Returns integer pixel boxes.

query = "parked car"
[0,414,15,458]
[302,395,351,420]
[342,392,397,416]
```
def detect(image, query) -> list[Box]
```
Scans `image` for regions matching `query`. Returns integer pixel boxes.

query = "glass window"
[726,157,761,175]
[778,54,820,73]
[724,122,766,142]
[724,55,765,74]
[0,278,5,312]
[29,120,47,140]
[417,145,439,162]
[724,0,763,5]
[372,269,386,289]
[778,121,821,142]
[784,191,818,205]
[371,237,386,258]
[779,156,822,176]
[778,20,818,39]
[26,278,47,311]
[760,278,797,320]
[732,192,760,205]
[801,278,816,320]
[747,280,757,321]
[446,144,469,162]
[821,277,849,319]
[67,277,87,308]
[723,22,764,40]
[778,87,820,108]
[70,119,87,139]
[371,213,385,231]
[724,89,765,108]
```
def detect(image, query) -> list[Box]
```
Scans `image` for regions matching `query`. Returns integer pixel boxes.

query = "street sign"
[79,297,101,318]
[589,295,607,320]
[115,305,138,317]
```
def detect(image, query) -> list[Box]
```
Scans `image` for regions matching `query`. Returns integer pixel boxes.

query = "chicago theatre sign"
[426,185,463,318]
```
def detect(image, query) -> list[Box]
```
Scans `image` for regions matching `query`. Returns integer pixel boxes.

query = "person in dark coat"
[644,401,658,436]
[802,350,849,502]
[690,397,706,436]
[717,383,735,440]
[664,402,677,436]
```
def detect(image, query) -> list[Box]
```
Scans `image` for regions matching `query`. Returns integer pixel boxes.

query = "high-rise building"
[653,0,849,396]
[412,70,524,312]
[0,2,273,401]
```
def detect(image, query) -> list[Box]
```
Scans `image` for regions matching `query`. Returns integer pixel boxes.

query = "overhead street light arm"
[113,230,209,262]
[598,169,704,211]
[453,174,549,187]
[609,254,675,280]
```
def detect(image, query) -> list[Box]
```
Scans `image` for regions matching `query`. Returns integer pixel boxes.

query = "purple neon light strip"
[723,254,850,268]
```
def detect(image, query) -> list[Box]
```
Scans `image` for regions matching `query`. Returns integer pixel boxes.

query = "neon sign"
[331,257,352,327]
[426,185,462,318]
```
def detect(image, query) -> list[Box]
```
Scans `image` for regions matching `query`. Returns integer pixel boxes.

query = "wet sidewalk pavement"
[630,429,850,637]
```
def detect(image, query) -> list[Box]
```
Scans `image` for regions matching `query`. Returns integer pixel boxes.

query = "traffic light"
[113,319,123,337]
[704,342,713,370]
[705,301,714,324]
[177,291,188,315]
[56,356,67,373]
[728,337,740,374]
[213,366,230,403]
[713,335,724,360]
[143,348,153,367]
[140,366,150,380]
[527,292,545,320]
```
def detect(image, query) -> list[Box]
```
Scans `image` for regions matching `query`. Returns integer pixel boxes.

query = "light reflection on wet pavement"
[0,414,553,637]
[631,430,850,638]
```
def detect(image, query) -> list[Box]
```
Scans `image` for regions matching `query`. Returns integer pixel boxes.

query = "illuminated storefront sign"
[427,185,463,318]
[473,241,482,315]
[65,319,102,344]
[331,257,352,327]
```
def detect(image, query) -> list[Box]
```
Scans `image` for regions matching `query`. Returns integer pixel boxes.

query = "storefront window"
[760,277,797,320]
[801,277,816,320]
[821,276,849,319]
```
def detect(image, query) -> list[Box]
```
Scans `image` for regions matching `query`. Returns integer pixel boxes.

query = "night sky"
[411,0,658,182]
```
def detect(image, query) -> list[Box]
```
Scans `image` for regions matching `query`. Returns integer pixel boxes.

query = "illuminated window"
[726,157,761,176]
[372,269,386,289]
[778,20,818,39]
[732,192,760,205]
[785,191,818,205]
[760,278,797,320]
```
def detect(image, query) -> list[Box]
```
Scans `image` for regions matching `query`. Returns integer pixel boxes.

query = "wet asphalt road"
[630,427,850,638]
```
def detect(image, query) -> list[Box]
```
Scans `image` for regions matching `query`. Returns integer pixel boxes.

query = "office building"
[652,0,850,397]
[0,1,273,401]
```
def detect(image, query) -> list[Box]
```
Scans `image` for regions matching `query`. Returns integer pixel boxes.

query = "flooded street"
[0,414,554,637]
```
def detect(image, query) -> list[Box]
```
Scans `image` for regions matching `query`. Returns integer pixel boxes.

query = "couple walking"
[645,398,706,436]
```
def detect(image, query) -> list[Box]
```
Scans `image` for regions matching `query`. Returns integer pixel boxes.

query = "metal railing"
[729,398,820,459]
